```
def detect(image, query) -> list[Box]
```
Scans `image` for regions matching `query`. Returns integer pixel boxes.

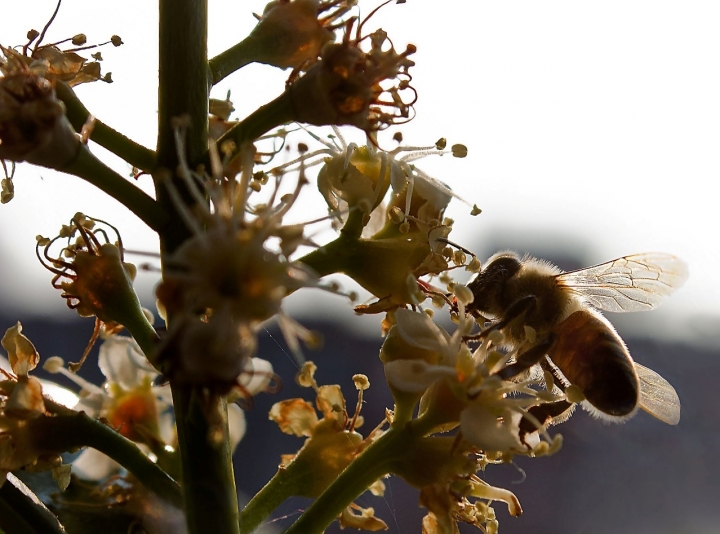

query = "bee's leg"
[519,400,574,446]
[539,356,570,391]
[496,333,555,380]
[464,295,538,342]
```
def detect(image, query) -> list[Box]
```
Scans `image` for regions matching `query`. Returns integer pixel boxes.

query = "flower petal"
[394,309,449,353]
[239,357,274,396]
[269,398,318,437]
[71,448,120,480]
[384,359,456,393]
[98,335,156,390]
[228,403,247,452]
[460,404,524,453]
[1,322,40,377]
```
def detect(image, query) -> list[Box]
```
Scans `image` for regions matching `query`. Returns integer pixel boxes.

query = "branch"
[55,83,157,173]
[61,146,168,232]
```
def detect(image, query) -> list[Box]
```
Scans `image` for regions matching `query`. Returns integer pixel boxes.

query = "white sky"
[1,1,718,345]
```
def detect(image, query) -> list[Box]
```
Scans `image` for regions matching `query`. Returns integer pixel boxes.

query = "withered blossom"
[287,19,417,130]
[0,46,80,170]
[269,362,388,529]
[0,323,71,487]
[156,123,322,390]
[36,213,148,371]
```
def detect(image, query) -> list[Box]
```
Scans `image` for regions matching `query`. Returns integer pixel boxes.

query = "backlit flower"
[269,361,385,524]
[44,332,268,480]
[382,296,565,456]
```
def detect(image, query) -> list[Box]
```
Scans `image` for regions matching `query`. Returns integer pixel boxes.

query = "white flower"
[381,294,565,455]
[272,127,467,230]
[44,333,266,480]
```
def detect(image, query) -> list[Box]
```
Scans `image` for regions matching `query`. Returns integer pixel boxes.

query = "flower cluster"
[285,127,476,318]
[288,23,417,130]
[269,362,388,531]
[375,286,571,532]
[0,4,122,173]
[43,330,270,481]
[1,2,689,533]
[156,121,323,390]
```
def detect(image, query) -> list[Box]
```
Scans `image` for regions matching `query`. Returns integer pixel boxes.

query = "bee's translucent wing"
[556,253,688,312]
[635,362,680,425]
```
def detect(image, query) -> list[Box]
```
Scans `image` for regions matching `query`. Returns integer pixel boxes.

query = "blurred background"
[2,1,720,533]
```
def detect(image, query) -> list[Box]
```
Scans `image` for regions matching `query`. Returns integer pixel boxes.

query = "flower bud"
[244,0,337,69]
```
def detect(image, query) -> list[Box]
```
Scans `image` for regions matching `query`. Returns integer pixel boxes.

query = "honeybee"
[466,252,688,424]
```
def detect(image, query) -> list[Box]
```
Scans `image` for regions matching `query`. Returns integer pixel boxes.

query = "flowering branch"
[55,82,157,172]
[209,0,348,85]
[239,418,421,534]
[0,381,183,509]
[284,424,415,534]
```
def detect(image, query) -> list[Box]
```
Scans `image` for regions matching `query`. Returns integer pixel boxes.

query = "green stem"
[238,454,316,533]
[284,427,408,534]
[156,4,240,532]
[171,385,239,534]
[61,146,168,232]
[55,83,157,172]
[21,410,183,509]
[120,305,163,372]
[295,209,367,276]
[283,416,440,534]
[209,38,258,86]
[295,235,353,278]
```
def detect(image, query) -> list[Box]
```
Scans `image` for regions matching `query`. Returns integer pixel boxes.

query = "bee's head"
[466,252,522,315]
